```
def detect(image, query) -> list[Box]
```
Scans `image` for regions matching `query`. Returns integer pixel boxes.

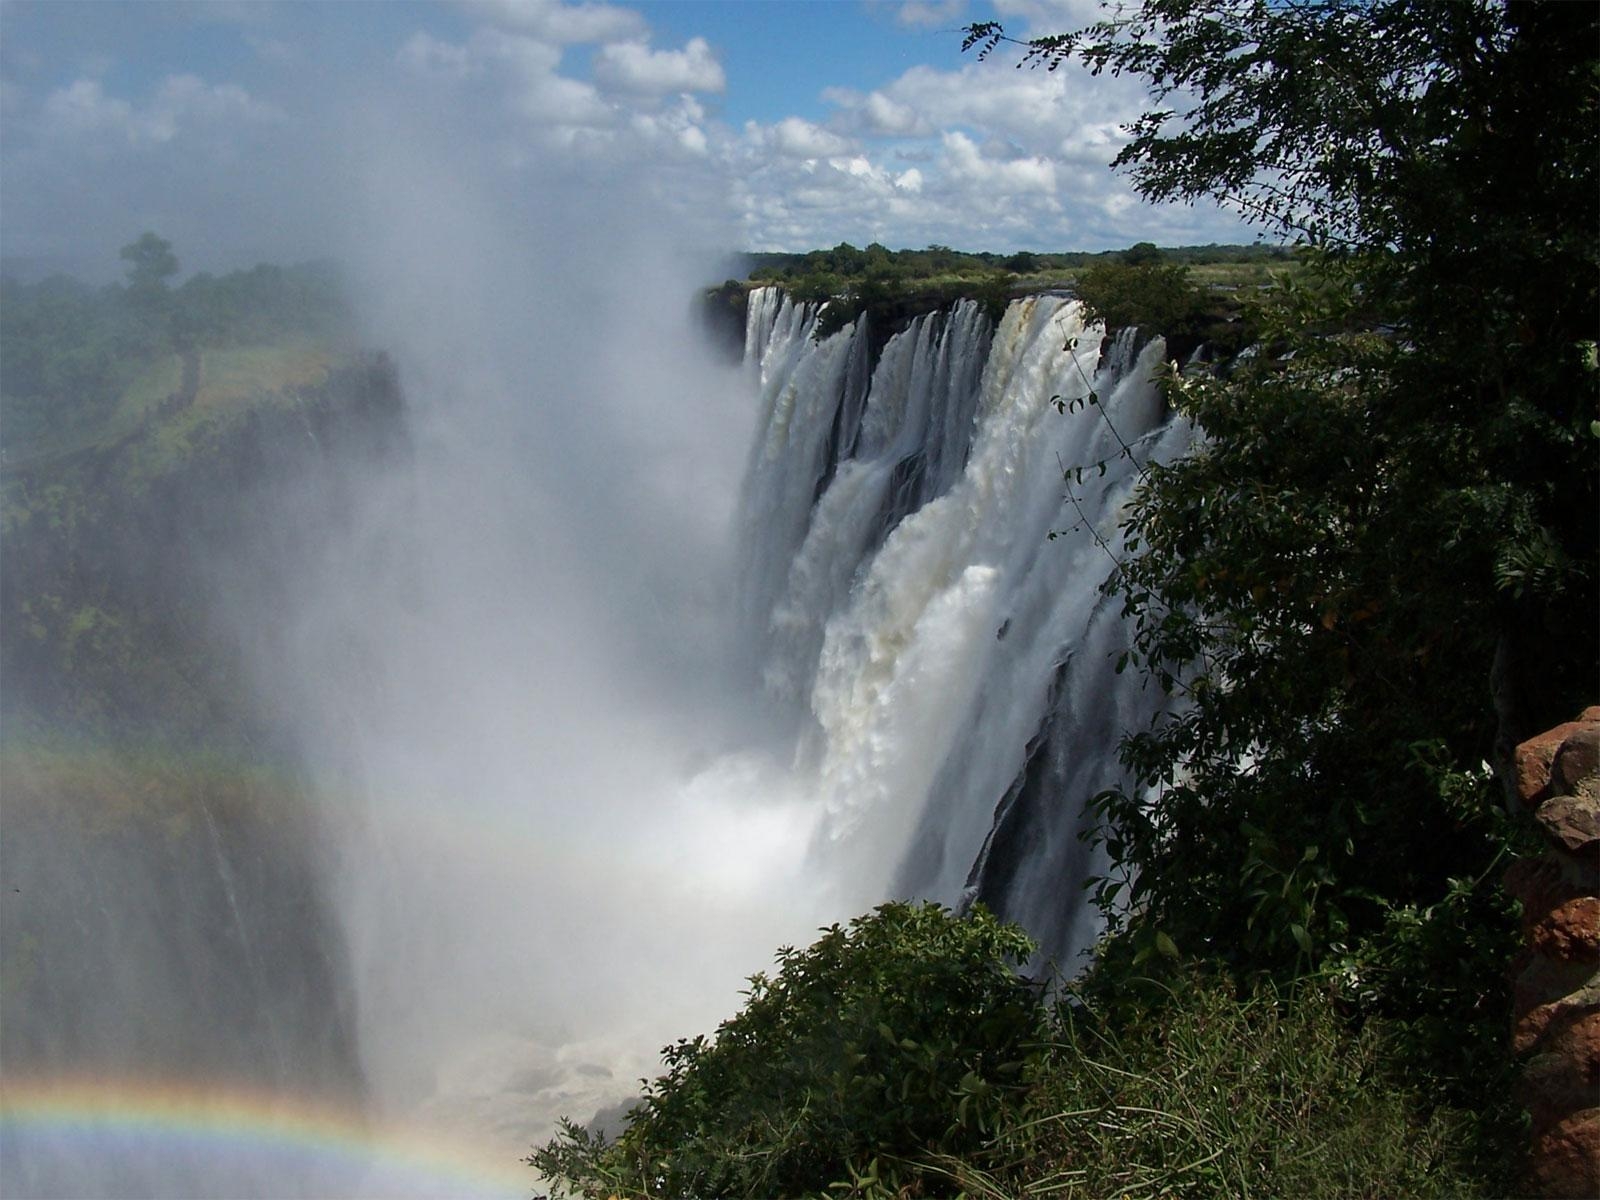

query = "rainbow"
[0,1076,536,1199]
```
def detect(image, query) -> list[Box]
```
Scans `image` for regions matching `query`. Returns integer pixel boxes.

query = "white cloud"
[398,31,482,80]
[768,116,852,159]
[458,0,647,44]
[40,74,280,146]
[40,80,133,139]
[990,0,1108,38]
[399,27,615,131]
[823,86,926,137]
[895,1,967,29]
[592,36,725,96]
[939,129,1056,193]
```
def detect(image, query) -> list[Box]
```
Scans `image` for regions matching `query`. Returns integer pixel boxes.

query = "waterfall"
[738,288,1193,970]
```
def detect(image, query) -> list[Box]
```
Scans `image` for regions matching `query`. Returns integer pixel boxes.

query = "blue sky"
[0,0,1253,279]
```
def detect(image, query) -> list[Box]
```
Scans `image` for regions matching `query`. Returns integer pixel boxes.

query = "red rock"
[1530,896,1600,963]
[1522,1050,1599,1116]
[1554,726,1600,796]
[1578,707,1600,724]
[1520,724,1578,807]
[1508,857,1591,937]
[1512,967,1600,1055]
[1527,1108,1600,1199]
[1544,1009,1600,1085]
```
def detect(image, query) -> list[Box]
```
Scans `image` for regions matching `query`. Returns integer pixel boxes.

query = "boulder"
[1529,897,1600,963]
[1553,726,1600,796]
[1518,728,1568,807]
[1535,792,1600,856]
[1510,709,1600,1196]
[1527,1108,1600,1200]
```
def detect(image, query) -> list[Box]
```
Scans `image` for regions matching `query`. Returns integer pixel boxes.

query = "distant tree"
[119,233,178,298]
[1072,258,1202,333]
[1120,241,1161,265]
[1003,250,1039,273]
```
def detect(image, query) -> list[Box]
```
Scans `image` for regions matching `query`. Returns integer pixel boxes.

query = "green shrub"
[934,974,1504,1200]
[1072,259,1205,334]
[529,902,1041,1198]
[530,911,1506,1200]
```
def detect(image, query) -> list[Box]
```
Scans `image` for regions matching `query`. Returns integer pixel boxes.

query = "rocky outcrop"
[1506,707,1600,1198]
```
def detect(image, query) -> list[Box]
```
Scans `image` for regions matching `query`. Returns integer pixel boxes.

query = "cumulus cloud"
[990,0,1108,37]
[398,31,482,80]
[592,36,725,97]
[822,86,926,137]
[40,74,280,146]
[458,0,647,44]
[939,129,1056,193]
[762,116,853,159]
[399,27,614,131]
[0,0,1253,285]
[894,0,967,28]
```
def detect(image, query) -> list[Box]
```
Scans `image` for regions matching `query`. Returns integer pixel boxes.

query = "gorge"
[1,276,1183,1198]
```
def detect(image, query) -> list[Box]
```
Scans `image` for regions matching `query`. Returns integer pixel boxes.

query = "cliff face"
[1,348,405,743]
[0,347,403,1191]
[1507,708,1600,1198]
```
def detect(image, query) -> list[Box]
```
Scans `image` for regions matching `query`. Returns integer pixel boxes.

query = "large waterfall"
[0,279,1192,1200]
[737,288,1191,969]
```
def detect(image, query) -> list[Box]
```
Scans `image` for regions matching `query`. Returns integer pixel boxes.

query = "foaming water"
[737,291,1190,959]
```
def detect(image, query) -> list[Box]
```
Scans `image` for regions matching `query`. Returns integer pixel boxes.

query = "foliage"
[2,240,351,451]
[531,911,1503,1200]
[744,240,1293,286]
[1,240,392,744]
[1072,258,1204,335]
[953,973,1504,1200]
[530,903,1041,1198]
[120,232,180,293]
[964,0,1597,1150]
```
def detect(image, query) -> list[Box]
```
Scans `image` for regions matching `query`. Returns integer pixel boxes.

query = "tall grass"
[920,975,1503,1200]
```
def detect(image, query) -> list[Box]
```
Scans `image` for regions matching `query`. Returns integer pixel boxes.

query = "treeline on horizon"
[1,236,353,453]
[741,238,1293,283]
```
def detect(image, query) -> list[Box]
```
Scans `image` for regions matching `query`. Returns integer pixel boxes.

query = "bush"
[1072,260,1205,334]
[529,903,1041,1198]
[935,974,1505,1200]
[529,910,1506,1200]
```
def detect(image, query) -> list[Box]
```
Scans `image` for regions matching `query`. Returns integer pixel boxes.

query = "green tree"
[530,903,1039,1198]
[1120,240,1161,266]
[119,232,180,347]
[967,0,1597,1108]
[1072,257,1203,333]
[119,232,178,297]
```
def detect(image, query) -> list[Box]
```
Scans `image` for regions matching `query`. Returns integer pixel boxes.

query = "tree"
[967,0,1597,1107]
[1120,241,1161,266]
[119,232,178,297]
[1072,257,1202,333]
[530,903,1039,1198]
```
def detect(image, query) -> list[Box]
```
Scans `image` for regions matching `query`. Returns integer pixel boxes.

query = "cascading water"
[738,288,1192,968]
[1,268,1193,1200]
